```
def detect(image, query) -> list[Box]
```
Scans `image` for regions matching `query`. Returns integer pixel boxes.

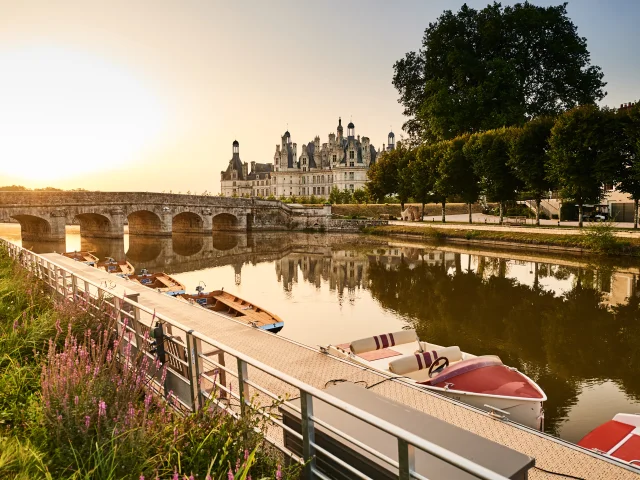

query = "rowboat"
[327,329,546,430]
[96,257,135,277]
[178,288,284,333]
[578,414,640,468]
[62,251,99,267]
[127,269,186,296]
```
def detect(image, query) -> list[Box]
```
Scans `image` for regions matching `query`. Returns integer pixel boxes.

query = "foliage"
[508,116,556,221]
[615,102,640,226]
[547,105,620,225]
[581,220,622,254]
[437,135,480,208]
[464,128,522,220]
[392,2,605,141]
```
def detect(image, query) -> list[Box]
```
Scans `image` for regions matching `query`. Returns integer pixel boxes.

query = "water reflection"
[2,222,640,441]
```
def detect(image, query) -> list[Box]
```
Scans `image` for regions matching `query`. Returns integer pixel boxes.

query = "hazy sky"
[0,0,638,193]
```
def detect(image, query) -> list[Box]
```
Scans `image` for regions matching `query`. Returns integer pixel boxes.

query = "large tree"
[548,105,620,228]
[365,142,413,209]
[616,102,640,228]
[410,145,435,220]
[464,128,522,223]
[508,116,556,225]
[393,2,606,141]
[438,135,480,223]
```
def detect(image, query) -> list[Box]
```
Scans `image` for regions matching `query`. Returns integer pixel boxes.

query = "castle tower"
[233,139,239,156]
[388,131,395,151]
[347,121,355,140]
[337,117,343,141]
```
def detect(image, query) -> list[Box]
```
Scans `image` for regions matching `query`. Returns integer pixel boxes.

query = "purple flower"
[85,416,91,428]
[227,469,234,480]
[74,396,79,406]
[172,469,179,480]
[276,463,282,480]
[140,476,145,480]
[98,400,106,417]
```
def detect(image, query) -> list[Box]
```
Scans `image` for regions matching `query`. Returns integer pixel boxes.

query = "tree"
[508,116,556,225]
[616,102,640,227]
[352,188,369,204]
[396,147,415,211]
[392,2,606,141]
[438,135,480,223]
[464,128,522,223]
[548,105,620,228]
[328,186,342,204]
[410,145,435,220]
[366,152,398,203]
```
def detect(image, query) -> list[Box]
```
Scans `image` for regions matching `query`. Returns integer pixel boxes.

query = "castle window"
[349,184,354,192]
[349,151,354,159]
[349,172,354,180]
[332,155,337,162]
[350,161,354,167]
[322,187,325,195]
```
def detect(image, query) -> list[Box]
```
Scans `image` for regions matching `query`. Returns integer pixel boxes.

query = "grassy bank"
[363,224,640,256]
[0,246,296,479]
[331,202,487,219]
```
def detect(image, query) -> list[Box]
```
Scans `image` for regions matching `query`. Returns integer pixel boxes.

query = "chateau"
[220,118,395,199]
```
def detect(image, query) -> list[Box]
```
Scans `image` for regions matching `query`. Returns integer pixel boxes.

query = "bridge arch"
[212,233,239,251]
[172,234,204,257]
[11,214,60,243]
[74,213,114,238]
[172,211,204,234]
[128,210,165,236]
[212,213,239,231]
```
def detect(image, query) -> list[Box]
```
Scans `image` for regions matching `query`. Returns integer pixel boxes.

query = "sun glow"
[0,46,168,184]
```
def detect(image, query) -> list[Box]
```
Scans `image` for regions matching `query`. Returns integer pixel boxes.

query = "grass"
[331,202,486,219]
[363,223,640,256]
[0,246,298,479]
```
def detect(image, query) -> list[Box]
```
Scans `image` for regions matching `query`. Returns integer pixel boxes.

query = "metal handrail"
[0,239,509,480]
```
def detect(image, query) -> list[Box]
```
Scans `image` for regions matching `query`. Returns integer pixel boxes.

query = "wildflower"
[144,393,152,410]
[244,449,249,460]
[140,476,145,480]
[85,416,91,428]
[98,400,107,417]
[173,468,179,480]
[227,469,234,480]
[276,464,282,480]
[74,396,79,406]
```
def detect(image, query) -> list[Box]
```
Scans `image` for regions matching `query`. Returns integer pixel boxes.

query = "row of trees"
[366,103,640,227]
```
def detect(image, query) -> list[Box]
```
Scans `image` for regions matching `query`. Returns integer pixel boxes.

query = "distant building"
[271,118,394,199]
[220,119,394,199]
[220,140,273,197]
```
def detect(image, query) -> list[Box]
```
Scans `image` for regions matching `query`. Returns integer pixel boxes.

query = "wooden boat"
[96,257,135,277]
[578,414,640,468]
[62,251,98,267]
[178,288,284,333]
[127,269,185,296]
[327,329,546,430]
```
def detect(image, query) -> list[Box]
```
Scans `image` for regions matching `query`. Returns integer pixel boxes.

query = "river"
[2,223,640,443]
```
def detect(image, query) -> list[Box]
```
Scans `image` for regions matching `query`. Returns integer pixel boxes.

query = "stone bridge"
[0,191,369,242]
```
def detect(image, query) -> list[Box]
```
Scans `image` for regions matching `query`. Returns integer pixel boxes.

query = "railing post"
[236,358,249,418]
[71,274,78,301]
[186,331,201,412]
[398,438,415,480]
[300,391,316,479]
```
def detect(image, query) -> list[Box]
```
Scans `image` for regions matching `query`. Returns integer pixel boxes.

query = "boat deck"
[43,253,640,480]
[128,273,185,292]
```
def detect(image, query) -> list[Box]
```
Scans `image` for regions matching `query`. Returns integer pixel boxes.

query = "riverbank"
[0,246,295,479]
[363,224,640,256]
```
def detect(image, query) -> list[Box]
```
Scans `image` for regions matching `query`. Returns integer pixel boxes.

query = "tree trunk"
[578,203,583,228]
[401,201,405,212]
[468,203,472,224]
[635,198,638,229]
[536,198,541,226]
[499,202,504,224]
[455,253,461,275]
[421,202,425,221]
[534,262,539,290]
[441,200,446,223]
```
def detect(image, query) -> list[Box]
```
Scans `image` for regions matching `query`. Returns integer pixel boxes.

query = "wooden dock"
[43,253,640,480]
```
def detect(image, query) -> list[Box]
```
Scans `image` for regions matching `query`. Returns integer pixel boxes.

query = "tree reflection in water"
[367,254,640,436]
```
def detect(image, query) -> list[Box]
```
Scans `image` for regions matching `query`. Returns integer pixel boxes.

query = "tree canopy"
[392,2,606,141]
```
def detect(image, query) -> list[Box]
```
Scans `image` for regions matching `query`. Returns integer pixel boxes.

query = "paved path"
[39,252,640,480]
[393,214,640,239]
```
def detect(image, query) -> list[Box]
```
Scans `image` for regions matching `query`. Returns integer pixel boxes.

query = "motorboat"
[578,414,640,468]
[327,329,546,430]
[178,285,284,333]
[96,257,135,277]
[127,269,186,296]
[62,251,99,267]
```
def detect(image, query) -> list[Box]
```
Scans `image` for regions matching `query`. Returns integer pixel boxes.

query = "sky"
[0,0,638,194]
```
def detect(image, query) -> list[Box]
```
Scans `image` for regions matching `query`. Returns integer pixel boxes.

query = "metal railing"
[1,239,509,480]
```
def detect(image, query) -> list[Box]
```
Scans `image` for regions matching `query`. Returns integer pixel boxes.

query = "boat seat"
[389,346,463,376]
[350,329,418,355]
[417,343,463,363]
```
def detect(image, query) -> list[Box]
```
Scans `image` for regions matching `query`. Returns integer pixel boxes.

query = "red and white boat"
[578,414,640,468]
[327,329,546,430]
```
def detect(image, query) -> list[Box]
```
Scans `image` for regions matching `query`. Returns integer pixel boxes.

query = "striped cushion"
[389,346,462,375]
[350,330,417,355]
